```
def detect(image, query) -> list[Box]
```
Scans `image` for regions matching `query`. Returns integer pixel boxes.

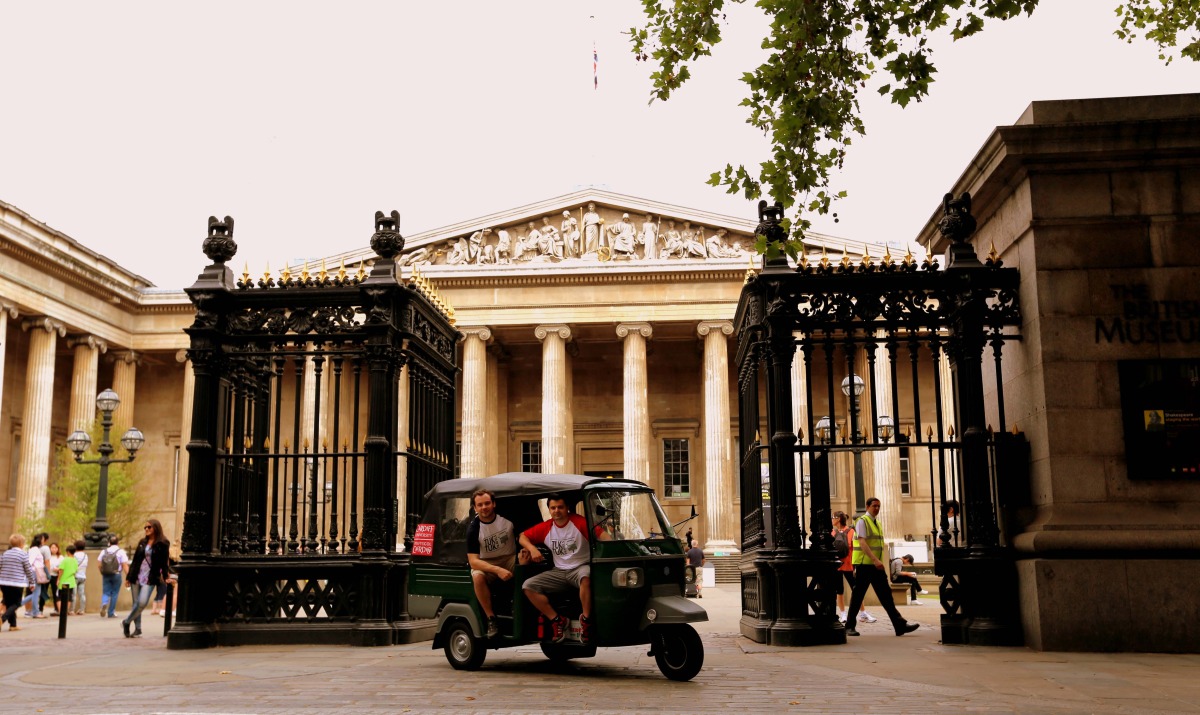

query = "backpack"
[833,529,849,558]
[100,548,120,575]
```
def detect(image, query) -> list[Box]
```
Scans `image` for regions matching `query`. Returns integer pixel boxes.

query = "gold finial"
[300,260,311,284]
[861,246,871,268]
[262,261,273,286]
[282,438,291,451]
[820,244,830,269]
[882,246,893,266]
[263,436,272,449]
[355,260,368,282]
[840,244,851,269]
[904,244,915,266]
[754,430,761,443]
[342,438,349,451]
[225,436,232,451]
[303,437,311,451]
[244,436,252,449]
[797,427,805,441]
[280,261,292,285]
[337,259,348,283]
[322,438,329,451]
[1012,423,1020,435]
[988,240,999,263]
[904,425,911,439]
[447,305,457,326]
[947,425,956,438]
[744,255,756,284]
[242,261,251,284]
[319,259,329,284]
[926,425,934,439]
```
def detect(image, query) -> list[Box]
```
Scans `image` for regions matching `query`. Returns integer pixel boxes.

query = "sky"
[2,1,1199,290]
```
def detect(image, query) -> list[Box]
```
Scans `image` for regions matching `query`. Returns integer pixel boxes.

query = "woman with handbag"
[19,534,49,618]
[121,519,176,638]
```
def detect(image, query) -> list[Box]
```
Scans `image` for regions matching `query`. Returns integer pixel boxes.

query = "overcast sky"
[2,0,1199,290]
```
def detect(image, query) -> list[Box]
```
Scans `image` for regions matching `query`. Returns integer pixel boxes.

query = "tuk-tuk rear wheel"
[443,621,486,671]
[652,624,704,682]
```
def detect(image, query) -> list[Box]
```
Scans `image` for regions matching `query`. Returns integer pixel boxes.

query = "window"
[898,433,911,496]
[663,438,690,498]
[521,440,542,473]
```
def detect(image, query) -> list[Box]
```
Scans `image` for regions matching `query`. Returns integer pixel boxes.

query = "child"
[55,544,79,617]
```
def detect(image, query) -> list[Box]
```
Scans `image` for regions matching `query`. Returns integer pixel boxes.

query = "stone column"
[485,346,504,475]
[871,336,902,541]
[698,320,738,552]
[458,327,492,479]
[299,348,317,453]
[535,324,573,474]
[111,350,139,435]
[0,302,17,430]
[617,322,653,489]
[396,362,409,549]
[67,336,108,432]
[174,351,195,542]
[14,317,65,525]
[790,338,808,513]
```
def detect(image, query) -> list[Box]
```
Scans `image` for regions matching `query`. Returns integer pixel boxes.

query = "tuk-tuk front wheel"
[443,621,486,671]
[651,624,704,682]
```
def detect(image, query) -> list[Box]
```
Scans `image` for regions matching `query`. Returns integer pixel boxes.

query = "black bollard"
[57,587,72,639]
[162,582,174,636]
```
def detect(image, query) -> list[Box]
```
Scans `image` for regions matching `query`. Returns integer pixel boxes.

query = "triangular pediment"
[323,188,874,276]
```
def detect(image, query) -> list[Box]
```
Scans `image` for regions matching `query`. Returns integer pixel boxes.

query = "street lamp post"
[812,375,897,519]
[841,374,867,516]
[66,388,145,548]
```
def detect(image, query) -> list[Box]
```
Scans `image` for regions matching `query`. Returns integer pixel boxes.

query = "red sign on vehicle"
[412,523,436,556]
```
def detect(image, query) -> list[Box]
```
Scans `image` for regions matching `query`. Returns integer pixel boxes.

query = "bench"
[863,582,917,607]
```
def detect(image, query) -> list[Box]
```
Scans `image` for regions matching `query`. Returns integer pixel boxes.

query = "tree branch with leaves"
[631,0,1196,258]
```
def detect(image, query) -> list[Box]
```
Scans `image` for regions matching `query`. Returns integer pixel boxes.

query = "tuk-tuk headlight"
[612,567,644,588]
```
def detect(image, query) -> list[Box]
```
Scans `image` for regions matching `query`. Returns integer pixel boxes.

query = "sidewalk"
[2,588,1198,714]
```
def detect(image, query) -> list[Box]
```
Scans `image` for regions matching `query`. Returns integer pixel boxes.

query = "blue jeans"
[20,583,45,616]
[123,582,155,632]
[101,573,122,616]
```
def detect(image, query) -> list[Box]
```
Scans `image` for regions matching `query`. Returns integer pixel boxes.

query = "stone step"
[704,553,741,584]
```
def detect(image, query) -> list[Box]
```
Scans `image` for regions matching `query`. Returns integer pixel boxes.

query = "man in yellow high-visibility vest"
[844,497,920,637]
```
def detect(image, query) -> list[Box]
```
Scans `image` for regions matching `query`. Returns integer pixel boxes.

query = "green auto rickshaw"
[408,472,708,681]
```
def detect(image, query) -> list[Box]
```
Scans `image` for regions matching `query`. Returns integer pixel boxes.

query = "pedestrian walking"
[1,534,38,632]
[122,519,175,638]
[20,534,49,618]
[97,536,129,618]
[47,542,62,615]
[72,539,89,614]
[843,497,920,637]
[55,544,79,617]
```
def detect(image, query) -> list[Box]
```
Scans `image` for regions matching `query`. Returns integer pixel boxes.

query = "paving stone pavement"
[2,588,1199,715]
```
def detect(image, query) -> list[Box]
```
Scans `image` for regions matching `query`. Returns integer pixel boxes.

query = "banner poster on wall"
[1118,359,1200,480]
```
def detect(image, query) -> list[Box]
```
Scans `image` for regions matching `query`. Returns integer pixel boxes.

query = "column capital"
[67,335,109,353]
[616,322,653,340]
[535,324,572,342]
[458,326,493,343]
[176,349,190,364]
[697,320,734,338]
[110,350,141,365]
[0,301,17,319]
[21,317,65,336]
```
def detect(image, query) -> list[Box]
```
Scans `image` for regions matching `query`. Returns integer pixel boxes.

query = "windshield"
[587,489,675,541]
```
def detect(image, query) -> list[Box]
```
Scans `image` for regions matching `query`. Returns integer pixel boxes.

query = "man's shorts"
[471,554,516,583]
[522,564,590,594]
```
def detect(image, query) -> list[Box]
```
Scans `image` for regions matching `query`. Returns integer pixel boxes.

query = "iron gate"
[170,212,458,649]
[734,195,1025,646]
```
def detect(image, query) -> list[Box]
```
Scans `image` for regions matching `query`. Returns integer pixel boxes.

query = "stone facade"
[1,188,931,555]
[917,94,1200,652]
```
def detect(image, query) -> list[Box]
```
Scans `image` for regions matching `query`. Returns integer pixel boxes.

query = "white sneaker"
[919,589,929,595]
[909,599,924,605]
[858,611,878,623]
[836,609,847,621]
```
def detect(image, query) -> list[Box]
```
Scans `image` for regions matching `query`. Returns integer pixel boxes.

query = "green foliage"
[39,422,147,545]
[631,0,1195,257]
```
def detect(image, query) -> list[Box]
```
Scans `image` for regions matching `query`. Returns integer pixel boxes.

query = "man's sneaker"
[485,617,499,639]
[580,615,592,645]
[919,589,929,595]
[909,598,924,605]
[858,611,878,623]
[549,615,569,644]
[845,627,860,636]
[836,609,847,621]
[896,622,920,636]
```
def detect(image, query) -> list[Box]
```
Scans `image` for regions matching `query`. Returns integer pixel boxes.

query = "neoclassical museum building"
[0,188,939,558]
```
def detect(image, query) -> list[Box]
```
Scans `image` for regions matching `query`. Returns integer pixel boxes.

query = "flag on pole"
[593,43,598,90]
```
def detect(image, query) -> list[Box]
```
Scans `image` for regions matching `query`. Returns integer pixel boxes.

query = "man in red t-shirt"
[519,493,599,644]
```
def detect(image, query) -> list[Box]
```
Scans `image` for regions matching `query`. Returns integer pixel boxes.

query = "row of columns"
[457,321,738,551]
[1,300,143,527]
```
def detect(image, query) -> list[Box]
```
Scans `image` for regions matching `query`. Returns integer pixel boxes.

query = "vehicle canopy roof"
[422,472,647,501]
[414,473,650,565]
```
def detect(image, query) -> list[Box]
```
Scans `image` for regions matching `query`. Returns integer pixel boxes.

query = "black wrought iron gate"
[170,212,458,649]
[734,196,1026,647]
